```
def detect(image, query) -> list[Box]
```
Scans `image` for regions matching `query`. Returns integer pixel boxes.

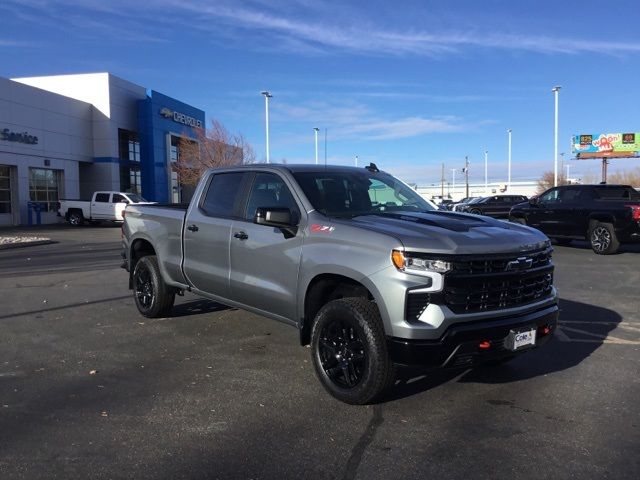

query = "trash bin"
[27,201,46,226]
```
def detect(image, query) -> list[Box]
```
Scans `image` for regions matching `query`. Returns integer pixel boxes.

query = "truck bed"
[125,203,188,287]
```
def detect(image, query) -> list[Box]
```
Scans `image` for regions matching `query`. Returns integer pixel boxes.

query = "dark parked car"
[451,196,480,211]
[509,184,640,254]
[460,195,528,218]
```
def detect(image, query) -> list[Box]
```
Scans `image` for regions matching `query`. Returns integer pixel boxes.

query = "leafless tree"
[173,119,256,186]
[536,171,568,194]
[607,167,640,186]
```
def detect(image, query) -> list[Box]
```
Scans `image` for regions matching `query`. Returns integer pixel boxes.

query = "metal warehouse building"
[0,73,204,226]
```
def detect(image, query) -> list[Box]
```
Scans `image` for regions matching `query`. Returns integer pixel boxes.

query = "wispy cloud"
[4,0,640,57]
[271,100,486,141]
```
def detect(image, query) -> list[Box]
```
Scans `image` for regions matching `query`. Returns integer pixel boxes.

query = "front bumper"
[387,304,558,367]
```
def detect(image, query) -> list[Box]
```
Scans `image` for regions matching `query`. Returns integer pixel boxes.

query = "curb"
[0,240,57,250]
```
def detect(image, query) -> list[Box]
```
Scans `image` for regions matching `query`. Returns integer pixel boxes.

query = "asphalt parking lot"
[1,225,639,479]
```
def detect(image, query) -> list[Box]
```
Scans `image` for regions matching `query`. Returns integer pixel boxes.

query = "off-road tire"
[310,297,395,405]
[68,211,84,226]
[589,222,619,255]
[132,255,175,318]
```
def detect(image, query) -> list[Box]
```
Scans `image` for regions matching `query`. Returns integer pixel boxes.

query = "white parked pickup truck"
[59,191,151,226]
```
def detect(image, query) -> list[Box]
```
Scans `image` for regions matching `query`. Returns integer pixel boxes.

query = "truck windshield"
[293,170,434,217]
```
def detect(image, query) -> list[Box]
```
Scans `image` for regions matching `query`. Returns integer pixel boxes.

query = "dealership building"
[0,73,205,226]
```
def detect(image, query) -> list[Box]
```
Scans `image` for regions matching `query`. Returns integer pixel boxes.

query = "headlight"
[391,250,452,275]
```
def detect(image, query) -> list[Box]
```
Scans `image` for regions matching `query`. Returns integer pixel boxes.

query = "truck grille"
[406,248,554,318]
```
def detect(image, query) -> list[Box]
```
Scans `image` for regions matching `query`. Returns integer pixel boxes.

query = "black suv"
[509,184,640,254]
[460,195,528,218]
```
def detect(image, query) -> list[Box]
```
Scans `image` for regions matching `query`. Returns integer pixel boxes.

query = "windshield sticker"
[310,224,335,234]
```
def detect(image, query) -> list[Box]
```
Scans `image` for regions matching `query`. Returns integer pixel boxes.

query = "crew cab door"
[528,188,562,235]
[229,171,304,322]
[91,192,113,219]
[182,172,250,299]
[552,187,587,236]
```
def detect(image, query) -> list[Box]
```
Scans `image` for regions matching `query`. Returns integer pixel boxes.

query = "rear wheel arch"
[300,274,374,346]
[129,238,157,289]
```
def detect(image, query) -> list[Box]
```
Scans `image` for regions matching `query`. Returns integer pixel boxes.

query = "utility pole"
[441,163,445,198]
[451,168,456,198]
[464,156,469,198]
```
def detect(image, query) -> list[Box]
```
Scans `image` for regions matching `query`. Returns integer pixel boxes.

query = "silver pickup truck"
[122,164,558,404]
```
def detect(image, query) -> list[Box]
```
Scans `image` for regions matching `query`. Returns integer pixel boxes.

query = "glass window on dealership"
[119,129,142,195]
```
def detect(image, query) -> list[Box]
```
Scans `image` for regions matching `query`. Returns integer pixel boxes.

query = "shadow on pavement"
[169,299,232,318]
[383,297,621,401]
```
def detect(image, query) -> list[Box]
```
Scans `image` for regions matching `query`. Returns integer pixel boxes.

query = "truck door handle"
[187,224,199,232]
[233,231,248,240]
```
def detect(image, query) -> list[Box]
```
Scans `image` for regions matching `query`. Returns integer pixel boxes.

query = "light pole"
[260,91,272,163]
[552,86,561,186]
[507,129,512,191]
[484,150,488,194]
[313,127,319,164]
[566,163,571,183]
[451,168,457,198]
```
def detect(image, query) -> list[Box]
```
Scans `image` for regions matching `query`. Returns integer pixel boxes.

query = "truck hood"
[344,211,549,255]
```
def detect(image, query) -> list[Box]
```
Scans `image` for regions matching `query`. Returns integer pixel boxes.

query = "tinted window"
[95,193,110,202]
[245,173,299,220]
[200,173,246,217]
[539,189,560,203]
[293,170,433,217]
[594,187,640,200]
[112,194,127,203]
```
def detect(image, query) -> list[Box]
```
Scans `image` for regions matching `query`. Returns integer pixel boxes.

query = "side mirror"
[529,197,539,206]
[254,207,295,228]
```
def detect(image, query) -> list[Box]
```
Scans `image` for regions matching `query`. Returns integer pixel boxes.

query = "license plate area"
[506,327,537,351]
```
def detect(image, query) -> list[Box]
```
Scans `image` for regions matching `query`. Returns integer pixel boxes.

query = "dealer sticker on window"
[509,328,537,351]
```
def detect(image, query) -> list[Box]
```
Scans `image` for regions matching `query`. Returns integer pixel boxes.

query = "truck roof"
[210,164,383,174]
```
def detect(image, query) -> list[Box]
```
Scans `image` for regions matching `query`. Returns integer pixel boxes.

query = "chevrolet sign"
[159,108,202,128]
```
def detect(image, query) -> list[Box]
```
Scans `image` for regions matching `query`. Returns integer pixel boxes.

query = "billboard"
[573,133,640,158]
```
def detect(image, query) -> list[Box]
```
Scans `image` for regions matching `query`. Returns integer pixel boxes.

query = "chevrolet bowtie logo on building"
[159,107,203,128]
[159,107,174,119]
[505,257,533,271]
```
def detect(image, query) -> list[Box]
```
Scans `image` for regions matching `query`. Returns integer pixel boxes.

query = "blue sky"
[2,0,640,185]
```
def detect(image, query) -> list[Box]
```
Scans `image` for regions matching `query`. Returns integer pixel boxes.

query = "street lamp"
[260,91,272,163]
[313,127,319,164]
[484,150,488,193]
[507,129,512,191]
[552,86,562,187]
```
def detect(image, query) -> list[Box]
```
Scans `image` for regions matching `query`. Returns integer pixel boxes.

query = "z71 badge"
[310,224,335,234]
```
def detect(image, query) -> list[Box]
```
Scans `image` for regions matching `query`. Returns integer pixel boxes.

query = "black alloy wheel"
[135,261,155,310]
[470,208,482,215]
[310,298,395,404]
[132,255,175,317]
[318,317,366,388]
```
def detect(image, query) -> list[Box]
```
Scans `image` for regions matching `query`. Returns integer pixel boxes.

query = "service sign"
[572,132,640,155]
